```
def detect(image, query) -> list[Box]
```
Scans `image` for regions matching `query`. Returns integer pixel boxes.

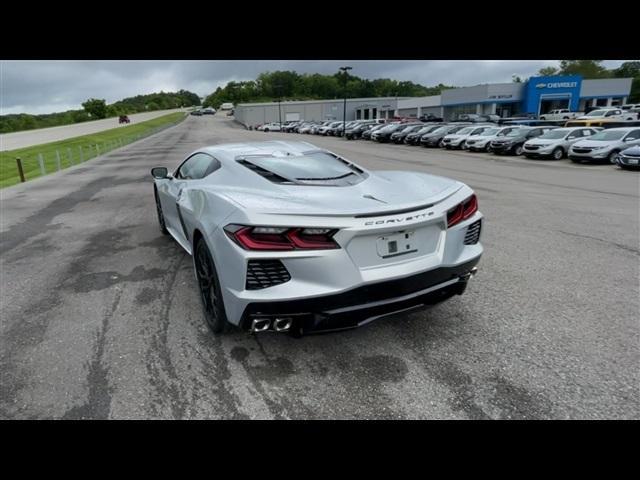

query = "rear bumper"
[239,257,481,335]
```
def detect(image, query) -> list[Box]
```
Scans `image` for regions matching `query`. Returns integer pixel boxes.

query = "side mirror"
[151,167,169,179]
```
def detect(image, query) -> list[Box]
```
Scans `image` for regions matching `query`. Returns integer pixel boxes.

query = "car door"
[622,129,640,148]
[158,153,216,242]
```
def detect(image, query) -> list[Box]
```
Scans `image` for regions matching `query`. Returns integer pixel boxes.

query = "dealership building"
[233,75,633,126]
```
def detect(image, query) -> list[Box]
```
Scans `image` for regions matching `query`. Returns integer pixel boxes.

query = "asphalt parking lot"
[1,114,638,419]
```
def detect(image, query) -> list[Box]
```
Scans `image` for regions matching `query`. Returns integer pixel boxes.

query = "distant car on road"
[119,115,130,124]
[202,107,216,115]
[191,109,203,116]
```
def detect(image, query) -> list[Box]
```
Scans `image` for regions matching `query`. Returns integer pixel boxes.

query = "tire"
[264,128,269,132]
[552,147,564,160]
[194,238,231,334]
[514,144,524,156]
[608,150,619,164]
[154,187,169,235]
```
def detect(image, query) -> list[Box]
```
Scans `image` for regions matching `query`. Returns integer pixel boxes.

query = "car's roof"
[596,127,639,132]
[201,140,319,159]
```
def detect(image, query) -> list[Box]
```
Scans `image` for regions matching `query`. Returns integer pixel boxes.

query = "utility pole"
[274,82,283,130]
[339,66,352,138]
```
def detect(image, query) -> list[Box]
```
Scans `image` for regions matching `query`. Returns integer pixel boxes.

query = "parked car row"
[264,118,640,170]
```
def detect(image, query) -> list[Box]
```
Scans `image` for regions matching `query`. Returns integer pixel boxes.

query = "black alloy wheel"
[194,239,230,334]
[154,187,169,235]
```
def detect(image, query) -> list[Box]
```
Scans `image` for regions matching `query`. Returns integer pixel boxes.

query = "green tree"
[613,61,640,103]
[82,98,107,119]
[538,66,559,76]
[558,60,610,78]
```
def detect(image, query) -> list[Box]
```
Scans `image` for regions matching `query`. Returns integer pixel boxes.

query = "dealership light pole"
[277,98,282,129]
[340,66,352,138]
[274,83,283,130]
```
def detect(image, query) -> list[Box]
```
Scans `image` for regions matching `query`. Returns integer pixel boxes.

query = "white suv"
[523,127,601,160]
[465,126,522,152]
[569,127,640,163]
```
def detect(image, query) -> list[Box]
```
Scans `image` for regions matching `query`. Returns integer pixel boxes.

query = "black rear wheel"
[194,239,230,334]
[154,187,169,235]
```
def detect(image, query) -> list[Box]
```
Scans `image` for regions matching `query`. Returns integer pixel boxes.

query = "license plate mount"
[376,231,417,258]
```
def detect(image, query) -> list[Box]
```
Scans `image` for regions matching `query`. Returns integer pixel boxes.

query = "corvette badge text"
[365,211,433,226]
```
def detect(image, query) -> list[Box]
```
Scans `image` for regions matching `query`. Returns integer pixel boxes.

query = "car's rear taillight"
[225,225,339,251]
[447,194,478,228]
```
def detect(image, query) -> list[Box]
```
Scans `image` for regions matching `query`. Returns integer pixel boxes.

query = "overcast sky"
[0,60,630,115]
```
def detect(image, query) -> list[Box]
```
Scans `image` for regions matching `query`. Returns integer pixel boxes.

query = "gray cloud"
[0,60,629,114]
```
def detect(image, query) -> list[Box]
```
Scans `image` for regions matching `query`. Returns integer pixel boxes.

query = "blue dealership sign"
[523,75,582,114]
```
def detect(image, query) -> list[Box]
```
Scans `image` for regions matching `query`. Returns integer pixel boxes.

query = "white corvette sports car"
[151,141,483,336]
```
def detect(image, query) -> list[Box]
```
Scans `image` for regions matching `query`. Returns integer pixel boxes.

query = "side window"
[177,153,219,180]
[625,130,640,141]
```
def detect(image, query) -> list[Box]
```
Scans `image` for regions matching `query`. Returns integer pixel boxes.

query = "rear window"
[238,151,367,186]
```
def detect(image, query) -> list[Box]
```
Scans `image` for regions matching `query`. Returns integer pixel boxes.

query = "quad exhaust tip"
[250,317,293,333]
[273,317,293,332]
[251,318,271,333]
[460,267,479,281]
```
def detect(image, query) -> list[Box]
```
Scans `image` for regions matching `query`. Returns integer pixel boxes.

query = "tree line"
[0,90,201,134]
[202,71,455,108]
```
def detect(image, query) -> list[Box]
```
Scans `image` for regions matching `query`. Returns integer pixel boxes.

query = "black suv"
[405,125,442,145]
[373,122,422,143]
[390,124,426,144]
[420,124,471,147]
[490,126,558,155]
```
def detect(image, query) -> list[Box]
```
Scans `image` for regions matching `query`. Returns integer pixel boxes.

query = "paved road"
[1,114,638,419]
[0,109,187,151]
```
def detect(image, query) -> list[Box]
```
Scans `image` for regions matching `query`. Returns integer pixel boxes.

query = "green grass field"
[0,112,186,188]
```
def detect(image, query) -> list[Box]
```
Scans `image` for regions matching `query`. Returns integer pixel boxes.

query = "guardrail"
[8,114,186,185]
